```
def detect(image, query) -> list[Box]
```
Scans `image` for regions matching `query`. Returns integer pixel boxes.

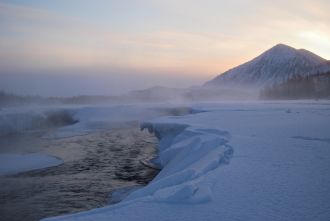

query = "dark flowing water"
[0,126,159,221]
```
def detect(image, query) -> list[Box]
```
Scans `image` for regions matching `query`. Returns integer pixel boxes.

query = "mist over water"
[0,104,202,220]
[0,128,159,221]
[0,1,329,221]
[0,69,206,97]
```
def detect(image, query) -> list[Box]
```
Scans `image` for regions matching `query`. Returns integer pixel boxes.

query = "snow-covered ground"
[42,101,330,221]
[0,153,63,176]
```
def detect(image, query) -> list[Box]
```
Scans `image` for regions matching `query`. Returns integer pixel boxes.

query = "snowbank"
[127,122,233,203]
[0,153,63,176]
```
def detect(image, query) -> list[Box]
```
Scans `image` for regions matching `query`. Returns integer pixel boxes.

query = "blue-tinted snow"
[41,101,330,221]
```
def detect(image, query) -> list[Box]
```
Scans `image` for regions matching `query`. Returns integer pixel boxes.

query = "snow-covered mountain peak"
[254,44,298,64]
[266,43,296,55]
[205,44,327,88]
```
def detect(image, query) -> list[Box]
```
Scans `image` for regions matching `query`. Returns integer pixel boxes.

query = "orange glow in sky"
[0,0,329,95]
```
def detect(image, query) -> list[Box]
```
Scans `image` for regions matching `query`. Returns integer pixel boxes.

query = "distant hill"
[0,91,119,107]
[205,44,328,89]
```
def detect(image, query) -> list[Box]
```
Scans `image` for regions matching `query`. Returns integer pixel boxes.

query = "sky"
[0,0,329,96]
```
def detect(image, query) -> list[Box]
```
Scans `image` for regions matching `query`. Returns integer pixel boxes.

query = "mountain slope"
[205,44,328,88]
[260,61,330,99]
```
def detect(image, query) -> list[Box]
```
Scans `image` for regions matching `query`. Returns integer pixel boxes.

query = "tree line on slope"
[260,71,330,99]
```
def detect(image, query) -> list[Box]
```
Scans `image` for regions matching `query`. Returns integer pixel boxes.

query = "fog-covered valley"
[1,1,330,216]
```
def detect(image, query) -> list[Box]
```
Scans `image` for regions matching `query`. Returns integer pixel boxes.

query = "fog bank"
[0,69,206,97]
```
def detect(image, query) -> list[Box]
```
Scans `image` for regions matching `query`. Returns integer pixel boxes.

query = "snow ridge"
[131,122,233,203]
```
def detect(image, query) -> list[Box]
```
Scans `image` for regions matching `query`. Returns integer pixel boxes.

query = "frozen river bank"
[44,101,330,221]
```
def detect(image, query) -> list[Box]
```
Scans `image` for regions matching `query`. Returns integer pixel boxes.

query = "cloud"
[0,0,329,95]
[0,2,242,75]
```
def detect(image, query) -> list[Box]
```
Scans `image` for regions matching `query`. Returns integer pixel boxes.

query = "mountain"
[205,44,329,88]
[125,45,330,102]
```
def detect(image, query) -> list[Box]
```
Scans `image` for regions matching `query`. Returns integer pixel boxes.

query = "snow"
[107,185,143,204]
[43,101,330,221]
[0,153,63,176]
